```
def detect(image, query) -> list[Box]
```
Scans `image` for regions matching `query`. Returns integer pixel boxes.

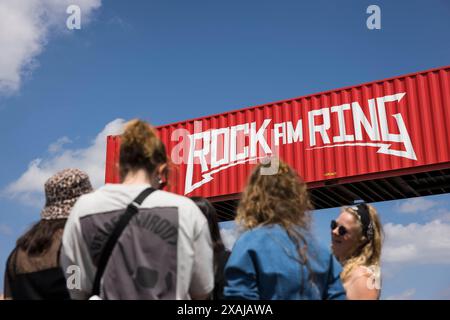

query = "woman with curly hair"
[223,159,346,300]
[330,204,383,299]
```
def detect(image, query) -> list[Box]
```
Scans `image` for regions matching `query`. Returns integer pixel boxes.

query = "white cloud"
[2,118,125,207]
[0,0,102,94]
[436,209,450,222]
[383,220,450,264]
[395,197,438,214]
[386,288,416,300]
[48,136,72,153]
[0,224,13,236]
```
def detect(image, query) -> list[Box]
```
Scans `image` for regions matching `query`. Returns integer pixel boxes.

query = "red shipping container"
[105,66,450,212]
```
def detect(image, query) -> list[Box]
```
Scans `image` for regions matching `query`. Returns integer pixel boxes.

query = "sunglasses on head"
[330,220,348,236]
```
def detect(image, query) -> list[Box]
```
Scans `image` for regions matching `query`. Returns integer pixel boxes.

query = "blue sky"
[1,0,450,299]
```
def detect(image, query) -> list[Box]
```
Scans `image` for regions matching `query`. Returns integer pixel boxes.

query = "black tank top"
[5,245,70,300]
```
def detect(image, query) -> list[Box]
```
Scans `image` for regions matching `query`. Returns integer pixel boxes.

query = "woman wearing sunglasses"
[330,203,383,300]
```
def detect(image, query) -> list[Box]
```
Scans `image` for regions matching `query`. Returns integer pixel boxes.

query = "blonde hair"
[119,119,168,181]
[236,159,314,291]
[340,204,383,282]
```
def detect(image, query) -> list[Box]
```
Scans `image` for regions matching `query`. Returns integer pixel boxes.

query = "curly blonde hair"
[236,159,313,230]
[340,204,383,282]
[119,119,168,181]
[236,159,314,291]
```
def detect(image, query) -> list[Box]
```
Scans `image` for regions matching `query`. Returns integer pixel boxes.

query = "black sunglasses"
[330,220,348,236]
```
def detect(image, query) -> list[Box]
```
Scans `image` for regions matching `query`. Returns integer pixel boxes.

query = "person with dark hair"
[60,119,214,300]
[3,169,93,299]
[191,197,231,300]
[223,159,346,300]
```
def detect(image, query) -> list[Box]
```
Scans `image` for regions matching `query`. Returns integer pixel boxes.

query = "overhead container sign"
[106,66,450,199]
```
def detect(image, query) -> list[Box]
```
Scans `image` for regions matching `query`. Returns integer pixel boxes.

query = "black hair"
[191,197,226,256]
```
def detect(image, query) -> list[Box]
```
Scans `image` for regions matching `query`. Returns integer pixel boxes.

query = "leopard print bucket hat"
[41,168,93,220]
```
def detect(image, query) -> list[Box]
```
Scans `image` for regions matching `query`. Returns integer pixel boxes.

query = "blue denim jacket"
[223,224,346,300]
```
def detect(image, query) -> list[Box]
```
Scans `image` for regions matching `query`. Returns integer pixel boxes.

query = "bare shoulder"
[345,266,381,300]
[353,265,374,277]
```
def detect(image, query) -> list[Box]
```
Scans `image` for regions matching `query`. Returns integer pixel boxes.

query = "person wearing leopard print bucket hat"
[3,168,93,300]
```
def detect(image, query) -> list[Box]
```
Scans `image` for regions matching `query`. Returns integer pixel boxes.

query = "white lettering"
[376,92,416,160]
[185,131,210,194]
[250,119,272,157]
[352,99,380,141]
[366,5,381,30]
[287,120,303,144]
[274,122,286,146]
[66,265,81,290]
[180,92,416,194]
[211,128,229,169]
[230,123,249,162]
[66,5,81,30]
[331,103,354,143]
[309,108,331,146]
